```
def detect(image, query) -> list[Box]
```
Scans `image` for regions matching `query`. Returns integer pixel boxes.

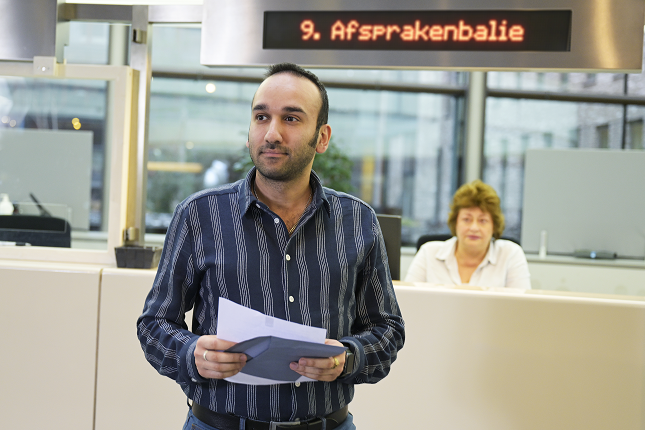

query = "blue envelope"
[226,336,346,382]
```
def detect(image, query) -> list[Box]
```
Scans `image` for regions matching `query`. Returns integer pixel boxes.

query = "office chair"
[415,234,453,251]
[0,214,72,247]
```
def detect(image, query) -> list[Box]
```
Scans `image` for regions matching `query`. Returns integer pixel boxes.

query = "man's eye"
[256,114,267,121]
[285,116,298,122]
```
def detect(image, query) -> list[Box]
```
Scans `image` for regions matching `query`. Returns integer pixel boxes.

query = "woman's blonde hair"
[447,180,505,239]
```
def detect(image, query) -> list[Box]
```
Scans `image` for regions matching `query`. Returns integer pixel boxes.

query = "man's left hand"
[289,339,346,381]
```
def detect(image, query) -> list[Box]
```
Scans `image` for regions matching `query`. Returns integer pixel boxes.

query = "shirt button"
[256,204,260,208]
[274,218,279,224]
[191,378,197,383]
[295,382,301,387]
[289,296,295,303]
[286,254,291,261]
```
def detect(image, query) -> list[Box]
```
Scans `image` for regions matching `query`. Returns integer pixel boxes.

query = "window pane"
[487,71,627,95]
[626,105,645,149]
[324,89,460,245]
[484,98,625,240]
[152,25,206,71]
[146,78,254,232]
[627,72,645,97]
[0,77,110,249]
[65,22,111,65]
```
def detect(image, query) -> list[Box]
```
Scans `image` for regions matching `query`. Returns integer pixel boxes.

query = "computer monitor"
[376,214,402,280]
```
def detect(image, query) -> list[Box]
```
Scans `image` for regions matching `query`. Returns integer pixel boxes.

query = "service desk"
[351,283,645,430]
[1,261,644,430]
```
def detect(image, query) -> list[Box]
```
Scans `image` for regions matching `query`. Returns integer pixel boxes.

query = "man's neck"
[253,171,312,213]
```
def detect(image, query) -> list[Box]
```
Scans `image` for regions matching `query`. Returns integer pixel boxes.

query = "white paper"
[217,297,328,385]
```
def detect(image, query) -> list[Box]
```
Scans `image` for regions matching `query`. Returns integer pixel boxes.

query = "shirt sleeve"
[338,212,405,384]
[504,243,532,290]
[136,202,206,388]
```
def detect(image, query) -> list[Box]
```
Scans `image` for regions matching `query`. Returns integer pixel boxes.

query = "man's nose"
[265,119,283,143]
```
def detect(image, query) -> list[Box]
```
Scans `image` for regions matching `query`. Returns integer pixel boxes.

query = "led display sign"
[264,11,571,52]
[201,0,645,71]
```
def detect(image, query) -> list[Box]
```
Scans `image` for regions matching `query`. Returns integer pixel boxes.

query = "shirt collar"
[435,236,498,265]
[240,167,331,216]
[435,236,457,261]
[486,239,498,265]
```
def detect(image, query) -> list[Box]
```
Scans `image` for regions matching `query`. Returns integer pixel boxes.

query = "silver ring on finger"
[203,350,209,362]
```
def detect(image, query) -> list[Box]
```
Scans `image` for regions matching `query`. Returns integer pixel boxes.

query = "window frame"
[0,62,138,265]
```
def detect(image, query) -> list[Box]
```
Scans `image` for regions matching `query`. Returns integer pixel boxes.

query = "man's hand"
[196,335,247,379]
[289,339,346,382]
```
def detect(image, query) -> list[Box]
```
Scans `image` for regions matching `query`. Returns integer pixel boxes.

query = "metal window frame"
[0,62,138,265]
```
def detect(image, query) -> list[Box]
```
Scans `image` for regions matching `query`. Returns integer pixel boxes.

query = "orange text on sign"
[300,19,525,43]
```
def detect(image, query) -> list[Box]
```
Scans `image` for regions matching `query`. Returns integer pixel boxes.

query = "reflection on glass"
[0,77,109,249]
[484,99,626,239]
[147,77,462,245]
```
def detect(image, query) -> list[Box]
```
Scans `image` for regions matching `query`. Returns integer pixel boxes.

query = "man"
[137,63,405,430]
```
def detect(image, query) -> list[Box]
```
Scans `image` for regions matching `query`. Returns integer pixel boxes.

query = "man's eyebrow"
[252,103,307,116]
[283,106,306,115]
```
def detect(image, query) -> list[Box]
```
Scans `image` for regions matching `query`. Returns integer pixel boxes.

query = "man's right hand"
[196,335,247,379]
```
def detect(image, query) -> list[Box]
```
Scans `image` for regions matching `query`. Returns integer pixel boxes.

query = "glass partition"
[0,77,110,249]
[484,98,628,240]
[0,63,135,265]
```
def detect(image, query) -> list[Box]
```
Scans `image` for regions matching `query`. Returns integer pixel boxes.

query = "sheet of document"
[216,297,331,385]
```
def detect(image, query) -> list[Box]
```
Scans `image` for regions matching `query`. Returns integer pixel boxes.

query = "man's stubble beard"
[250,129,319,182]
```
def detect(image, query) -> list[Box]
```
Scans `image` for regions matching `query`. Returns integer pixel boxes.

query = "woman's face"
[455,207,494,252]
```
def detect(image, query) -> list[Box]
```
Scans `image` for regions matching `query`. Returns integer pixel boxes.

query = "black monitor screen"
[377,214,402,280]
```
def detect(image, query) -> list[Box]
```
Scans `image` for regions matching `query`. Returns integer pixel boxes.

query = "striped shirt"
[137,168,405,422]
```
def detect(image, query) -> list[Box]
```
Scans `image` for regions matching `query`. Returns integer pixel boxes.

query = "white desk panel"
[95,268,190,430]
[350,285,645,430]
[0,260,101,430]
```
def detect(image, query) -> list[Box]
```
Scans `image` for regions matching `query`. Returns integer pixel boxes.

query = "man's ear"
[316,124,332,154]
[246,140,250,148]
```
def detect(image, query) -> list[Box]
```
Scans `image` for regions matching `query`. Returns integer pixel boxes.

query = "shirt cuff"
[180,336,208,384]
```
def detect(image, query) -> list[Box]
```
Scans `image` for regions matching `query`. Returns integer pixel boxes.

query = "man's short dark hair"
[265,62,329,131]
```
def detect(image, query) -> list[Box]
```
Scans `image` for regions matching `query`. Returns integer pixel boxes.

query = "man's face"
[247,73,330,182]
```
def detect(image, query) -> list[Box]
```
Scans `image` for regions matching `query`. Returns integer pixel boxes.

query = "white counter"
[1,261,644,430]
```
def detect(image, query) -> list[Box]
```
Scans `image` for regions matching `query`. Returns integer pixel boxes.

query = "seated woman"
[405,180,531,289]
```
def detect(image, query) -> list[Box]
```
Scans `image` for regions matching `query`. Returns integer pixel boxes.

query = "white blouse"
[405,237,531,290]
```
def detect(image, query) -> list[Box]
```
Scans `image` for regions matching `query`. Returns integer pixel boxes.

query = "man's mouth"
[260,145,288,156]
